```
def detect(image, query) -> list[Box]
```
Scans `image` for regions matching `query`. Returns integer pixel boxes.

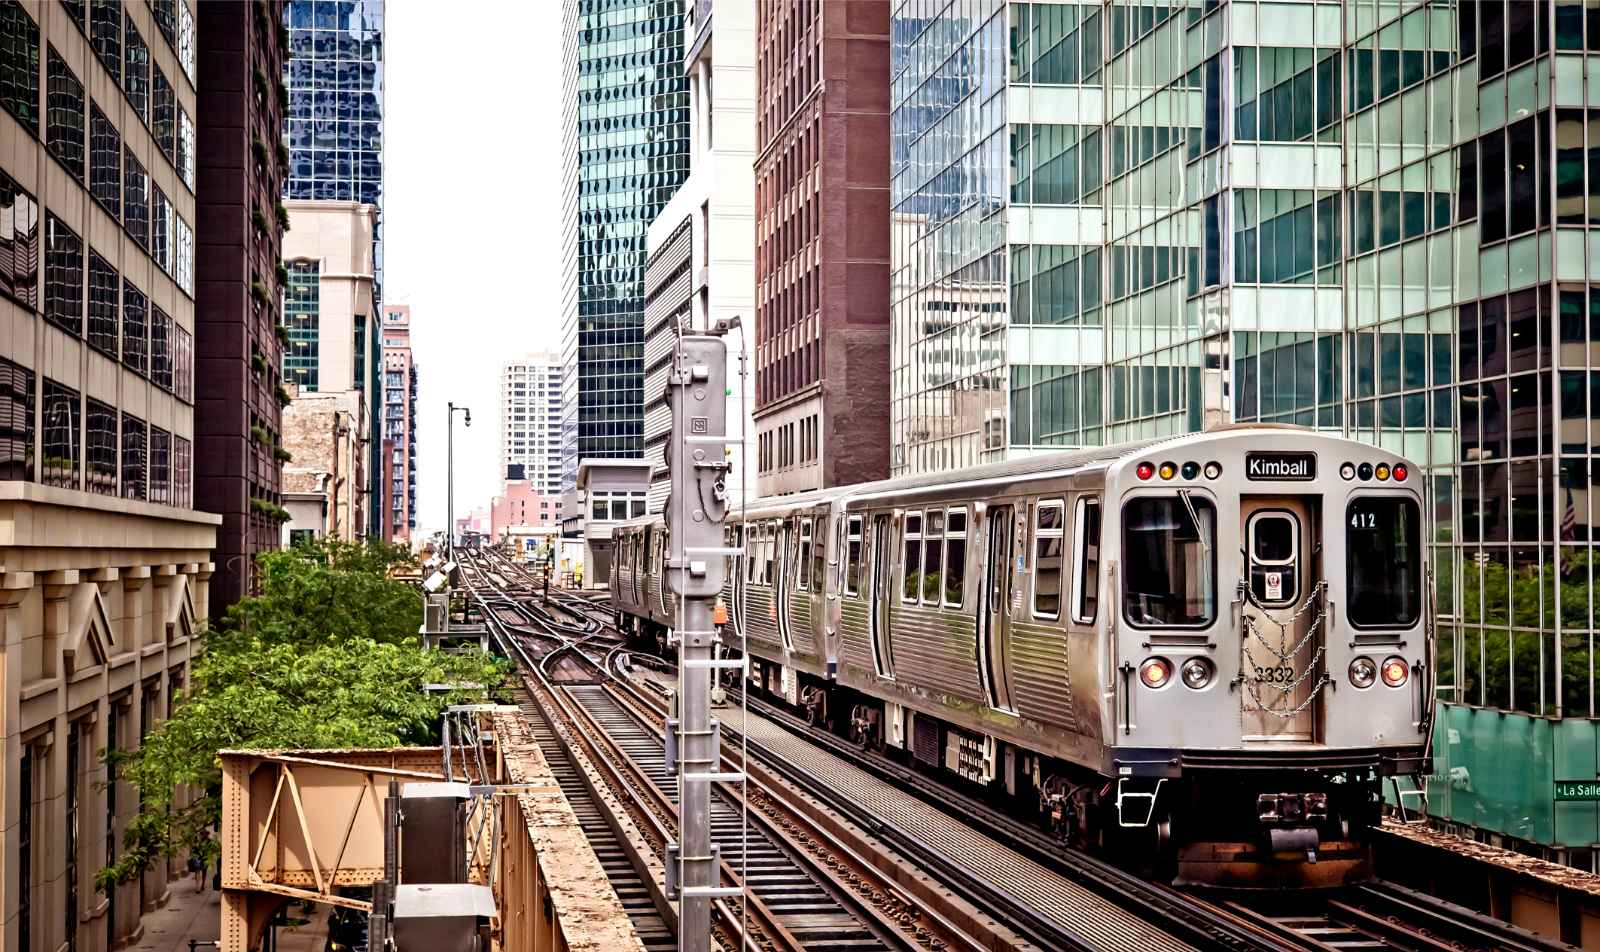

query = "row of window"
[40,212,192,399]
[0,357,192,506]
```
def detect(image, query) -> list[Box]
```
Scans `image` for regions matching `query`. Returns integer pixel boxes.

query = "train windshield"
[1346,496,1421,628]
[1122,496,1217,628]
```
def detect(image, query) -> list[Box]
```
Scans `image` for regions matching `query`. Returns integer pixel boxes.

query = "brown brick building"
[754,1,892,496]
[195,0,287,614]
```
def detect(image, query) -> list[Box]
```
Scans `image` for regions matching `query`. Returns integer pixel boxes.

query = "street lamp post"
[446,402,471,561]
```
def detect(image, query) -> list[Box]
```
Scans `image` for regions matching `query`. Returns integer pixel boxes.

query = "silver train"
[610,426,1432,887]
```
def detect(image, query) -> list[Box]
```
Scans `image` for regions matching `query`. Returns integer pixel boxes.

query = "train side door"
[868,513,895,678]
[1240,497,1321,742]
[978,504,1016,712]
[776,520,794,652]
[729,523,745,638]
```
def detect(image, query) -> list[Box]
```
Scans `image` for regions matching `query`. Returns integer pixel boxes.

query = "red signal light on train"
[1139,657,1173,689]
[1136,461,1155,480]
[1392,463,1409,481]
[1381,657,1410,688]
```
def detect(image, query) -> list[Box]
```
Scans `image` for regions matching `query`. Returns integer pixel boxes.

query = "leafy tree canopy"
[99,538,509,889]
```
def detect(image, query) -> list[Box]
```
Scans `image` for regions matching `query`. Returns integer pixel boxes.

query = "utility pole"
[446,402,470,561]
[665,334,741,952]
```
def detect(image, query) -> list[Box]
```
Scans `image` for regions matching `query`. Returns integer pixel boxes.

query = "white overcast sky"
[386,4,565,533]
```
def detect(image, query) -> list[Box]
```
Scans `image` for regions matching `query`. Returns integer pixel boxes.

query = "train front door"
[1239,497,1322,742]
[978,504,1015,712]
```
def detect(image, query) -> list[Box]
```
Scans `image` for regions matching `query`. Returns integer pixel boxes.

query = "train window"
[845,516,864,596]
[902,512,923,602]
[1073,498,1101,624]
[811,517,826,592]
[1122,496,1218,628]
[1247,510,1299,606]
[922,510,945,605]
[1347,496,1421,628]
[798,518,814,591]
[764,523,776,585]
[1034,501,1065,619]
[943,508,967,608]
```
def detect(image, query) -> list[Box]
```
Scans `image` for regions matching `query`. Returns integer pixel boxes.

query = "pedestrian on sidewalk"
[189,828,212,890]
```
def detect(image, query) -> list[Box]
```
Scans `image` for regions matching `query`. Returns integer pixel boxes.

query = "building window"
[87,250,117,357]
[0,357,34,481]
[174,322,192,402]
[45,214,83,337]
[89,0,120,81]
[85,398,117,495]
[0,2,39,134]
[151,185,171,273]
[177,2,193,82]
[121,413,146,500]
[178,108,194,188]
[122,280,148,376]
[173,434,191,508]
[284,261,320,390]
[89,103,120,217]
[124,148,149,248]
[46,48,85,182]
[123,15,148,120]
[151,0,175,47]
[151,67,174,163]
[41,379,80,489]
[149,425,170,504]
[0,170,39,308]
[175,214,192,294]
[151,307,172,391]
[18,742,32,952]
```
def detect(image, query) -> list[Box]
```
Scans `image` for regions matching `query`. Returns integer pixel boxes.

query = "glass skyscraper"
[560,0,691,491]
[892,0,1600,869]
[283,0,384,533]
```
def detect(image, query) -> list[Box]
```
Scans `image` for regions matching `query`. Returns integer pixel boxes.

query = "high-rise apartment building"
[501,353,562,496]
[196,0,288,615]
[559,0,689,493]
[891,0,1600,868]
[281,200,378,538]
[754,1,892,497]
[283,0,383,533]
[0,3,220,950]
[642,0,757,513]
[381,304,415,542]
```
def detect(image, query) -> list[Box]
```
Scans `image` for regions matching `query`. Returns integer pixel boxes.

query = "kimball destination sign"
[1554,780,1600,801]
[1245,452,1317,481]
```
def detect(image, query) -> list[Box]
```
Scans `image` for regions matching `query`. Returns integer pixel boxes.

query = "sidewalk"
[127,878,330,952]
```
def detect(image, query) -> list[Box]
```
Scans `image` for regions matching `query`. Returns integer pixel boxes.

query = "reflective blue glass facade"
[892,0,1600,869]
[560,0,691,491]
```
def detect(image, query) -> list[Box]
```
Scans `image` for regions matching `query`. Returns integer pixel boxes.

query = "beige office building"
[0,3,221,952]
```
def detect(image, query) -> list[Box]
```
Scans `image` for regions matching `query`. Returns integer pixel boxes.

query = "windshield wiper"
[1177,488,1211,559]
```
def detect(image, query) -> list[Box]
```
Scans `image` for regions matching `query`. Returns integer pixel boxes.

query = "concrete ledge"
[1377,819,1600,947]
[492,710,646,952]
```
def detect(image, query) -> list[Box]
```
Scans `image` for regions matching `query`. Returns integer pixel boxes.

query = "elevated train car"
[610,426,1432,887]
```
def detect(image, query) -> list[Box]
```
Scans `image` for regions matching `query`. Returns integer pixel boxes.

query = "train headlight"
[1181,461,1200,480]
[1203,461,1222,479]
[1139,657,1173,689]
[1180,657,1214,689]
[1136,461,1155,480]
[1349,656,1378,689]
[1158,461,1178,480]
[1340,462,1356,480]
[1381,656,1410,687]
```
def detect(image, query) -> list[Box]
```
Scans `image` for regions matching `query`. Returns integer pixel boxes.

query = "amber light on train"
[1381,656,1410,687]
[1158,462,1178,480]
[1139,657,1173,689]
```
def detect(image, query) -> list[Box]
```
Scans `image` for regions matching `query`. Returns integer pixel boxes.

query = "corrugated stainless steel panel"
[838,598,874,674]
[1008,619,1076,731]
[741,586,785,656]
[888,602,982,702]
[787,591,816,656]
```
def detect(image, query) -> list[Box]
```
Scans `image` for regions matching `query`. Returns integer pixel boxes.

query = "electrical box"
[424,594,448,634]
[392,883,494,952]
[400,782,469,884]
[663,335,730,599]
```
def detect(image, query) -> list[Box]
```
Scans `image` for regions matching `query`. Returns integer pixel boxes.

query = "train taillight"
[1136,461,1155,480]
[1381,656,1409,688]
[1138,657,1173,689]
[1392,462,1409,481]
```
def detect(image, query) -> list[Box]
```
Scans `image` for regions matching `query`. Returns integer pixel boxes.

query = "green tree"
[98,539,509,888]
